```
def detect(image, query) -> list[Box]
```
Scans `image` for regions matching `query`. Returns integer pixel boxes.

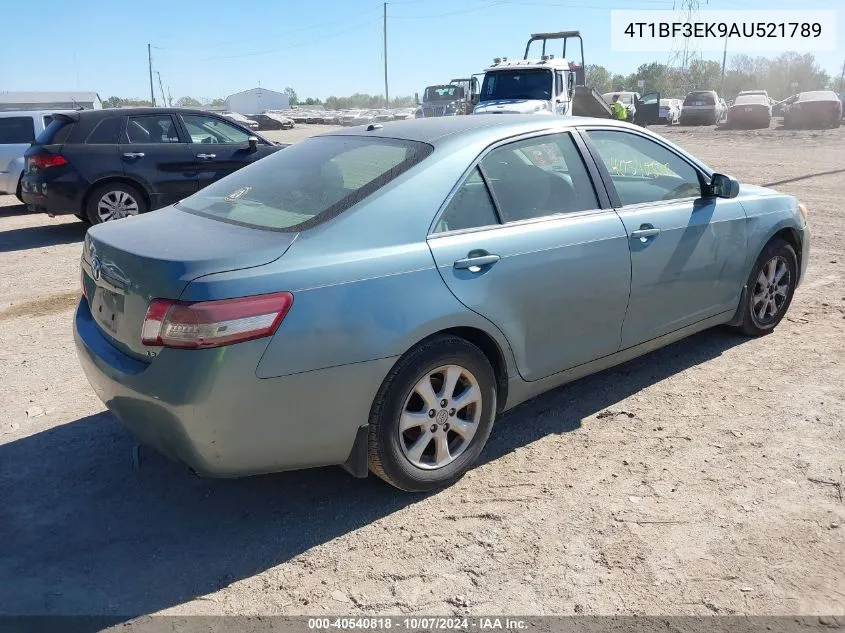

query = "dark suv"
[21,107,286,224]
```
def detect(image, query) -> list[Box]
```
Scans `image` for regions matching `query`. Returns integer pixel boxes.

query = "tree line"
[586,52,837,100]
[102,52,841,111]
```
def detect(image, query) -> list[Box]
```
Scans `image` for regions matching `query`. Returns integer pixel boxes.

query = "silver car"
[0,110,71,200]
[75,116,809,491]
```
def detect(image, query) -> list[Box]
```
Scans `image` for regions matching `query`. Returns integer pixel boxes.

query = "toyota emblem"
[92,256,102,281]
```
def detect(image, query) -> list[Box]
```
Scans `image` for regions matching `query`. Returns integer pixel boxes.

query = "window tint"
[125,115,180,143]
[434,168,499,233]
[86,117,123,144]
[35,118,73,144]
[586,130,702,206]
[0,117,35,144]
[181,114,251,144]
[176,135,432,231]
[480,133,599,222]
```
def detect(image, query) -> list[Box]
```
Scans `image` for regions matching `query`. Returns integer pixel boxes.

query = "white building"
[224,88,289,115]
[0,91,102,111]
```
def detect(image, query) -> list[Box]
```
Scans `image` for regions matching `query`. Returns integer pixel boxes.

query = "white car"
[0,109,73,201]
[658,98,681,125]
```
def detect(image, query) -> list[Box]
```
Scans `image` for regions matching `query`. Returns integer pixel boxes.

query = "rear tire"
[731,238,798,337]
[86,182,147,225]
[368,336,497,492]
[15,177,23,204]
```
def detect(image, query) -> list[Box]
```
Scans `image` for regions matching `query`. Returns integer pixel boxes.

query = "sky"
[1,0,841,102]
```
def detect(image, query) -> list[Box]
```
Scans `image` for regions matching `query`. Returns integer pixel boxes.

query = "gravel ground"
[1,121,843,618]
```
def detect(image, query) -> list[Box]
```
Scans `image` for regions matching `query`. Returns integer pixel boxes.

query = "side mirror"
[248,136,259,150]
[709,173,739,199]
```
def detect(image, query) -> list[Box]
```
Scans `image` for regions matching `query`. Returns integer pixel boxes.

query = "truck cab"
[473,56,576,116]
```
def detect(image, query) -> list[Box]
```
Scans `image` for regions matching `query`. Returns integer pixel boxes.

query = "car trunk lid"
[82,207,297,360]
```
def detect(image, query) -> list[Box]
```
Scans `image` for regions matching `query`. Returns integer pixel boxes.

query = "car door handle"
[196,153,216,160]
[630,226,661,240]
[122,152,145,159]
[454,252,500,271]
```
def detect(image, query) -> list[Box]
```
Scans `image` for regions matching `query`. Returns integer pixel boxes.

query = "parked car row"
[18,107,288,224]
[289,108,416,126]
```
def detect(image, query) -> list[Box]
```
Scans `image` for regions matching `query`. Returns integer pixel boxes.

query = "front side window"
[480,133,599,222]
[180,114,251,144]
[0,117,35,144]
[586,130,702,206]
[176,135,432,231]
[125,115,180,144]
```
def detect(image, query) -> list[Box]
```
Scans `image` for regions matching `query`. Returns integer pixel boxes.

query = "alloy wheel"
[398,364,482,470]
[97,190,139,222]
[751,255,791,325]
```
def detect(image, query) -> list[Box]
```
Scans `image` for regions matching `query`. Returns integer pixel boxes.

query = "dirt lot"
[1,122,843,618]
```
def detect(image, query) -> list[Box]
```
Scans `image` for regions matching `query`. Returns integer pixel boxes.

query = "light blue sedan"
[74,115,809,492]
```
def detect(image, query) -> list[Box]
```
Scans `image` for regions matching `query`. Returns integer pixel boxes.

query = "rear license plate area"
[92,286,125,336]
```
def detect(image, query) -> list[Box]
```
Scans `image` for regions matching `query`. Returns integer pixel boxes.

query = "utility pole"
[719,35,728,95]
[839,59,845,92]
[383,2,389,109]
[147,44,156,107]
[156,71,166,108]
[167,86,173,108]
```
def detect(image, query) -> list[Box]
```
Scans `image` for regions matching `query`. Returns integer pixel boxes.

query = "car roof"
[320,115,648,148]
[56,107,229,120]
[0,109,76,118]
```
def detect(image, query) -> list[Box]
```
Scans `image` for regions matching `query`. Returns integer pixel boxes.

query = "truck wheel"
[15,177,23,204]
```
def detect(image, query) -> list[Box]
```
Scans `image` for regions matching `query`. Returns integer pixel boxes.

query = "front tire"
[368,336,497,492]
[732,238,798,337]
[86,182,147,225]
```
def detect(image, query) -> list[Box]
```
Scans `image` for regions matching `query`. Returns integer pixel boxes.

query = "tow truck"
[473,31,658,122]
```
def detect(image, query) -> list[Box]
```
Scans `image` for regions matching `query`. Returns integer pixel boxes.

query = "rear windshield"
[0,116,36,144]
[35,118,75,145]
[798,91,837,102]
[176,135,433,232]
[734,95,767,105]
[684,92,715,106]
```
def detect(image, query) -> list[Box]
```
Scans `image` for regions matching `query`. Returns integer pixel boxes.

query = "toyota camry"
[75,115,809,492]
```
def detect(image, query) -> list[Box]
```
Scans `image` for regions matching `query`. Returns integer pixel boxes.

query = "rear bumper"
[74,297,396,477]
[680,109,717,124]
[20,172,86,215]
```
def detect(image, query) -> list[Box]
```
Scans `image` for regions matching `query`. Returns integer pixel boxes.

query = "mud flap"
[340,425,370,478]
[726,285,748,326]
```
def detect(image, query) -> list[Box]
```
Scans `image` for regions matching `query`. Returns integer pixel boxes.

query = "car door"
[119,113,198,210]
[637,92,660,125]
[581,127,747,349]
[177,113,278,189]
[427,131,632,382]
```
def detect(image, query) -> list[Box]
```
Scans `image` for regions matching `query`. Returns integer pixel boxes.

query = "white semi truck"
[473,31,657,122]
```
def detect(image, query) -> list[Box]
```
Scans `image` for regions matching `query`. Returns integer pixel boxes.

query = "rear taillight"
[141,292,294,349]
[28,153,68,169]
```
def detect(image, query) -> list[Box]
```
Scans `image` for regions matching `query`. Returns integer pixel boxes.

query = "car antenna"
[70,97,84,111]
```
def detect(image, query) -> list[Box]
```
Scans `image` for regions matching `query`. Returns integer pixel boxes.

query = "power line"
[197,19,379,61]
[154,4,383,52]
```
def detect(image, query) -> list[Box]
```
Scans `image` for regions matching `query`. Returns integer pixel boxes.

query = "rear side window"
[176,135,432,231]
[87,117,123,144]
[0,117,36,144]
[434,168,499,233]
[125,115,180,143]
[35,119,74,145]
